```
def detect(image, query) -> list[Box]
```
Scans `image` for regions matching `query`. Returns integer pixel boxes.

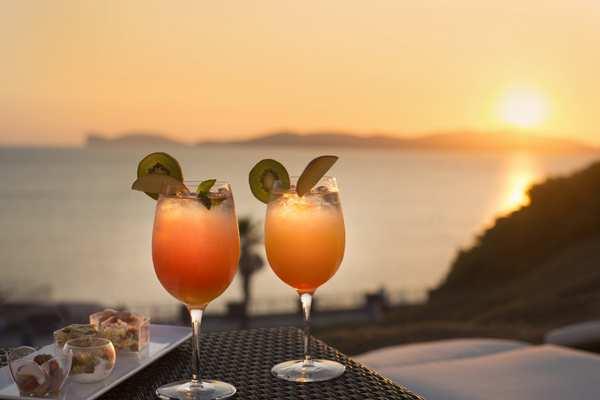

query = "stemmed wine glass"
[152,181,240,399]
[265,176,346,382]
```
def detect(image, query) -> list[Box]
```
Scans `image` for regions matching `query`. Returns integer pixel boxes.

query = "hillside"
[432,160,600,298]
[319,159,600,354]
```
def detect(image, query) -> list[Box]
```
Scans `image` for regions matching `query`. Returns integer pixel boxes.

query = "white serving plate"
[0,324,192,400]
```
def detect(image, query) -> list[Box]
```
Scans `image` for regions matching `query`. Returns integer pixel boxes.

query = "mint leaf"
[195,179,216,209]
[198,193,212,209]
[197,179,216,194]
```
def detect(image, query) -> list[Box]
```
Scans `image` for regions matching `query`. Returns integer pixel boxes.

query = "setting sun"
[499,88,549,129]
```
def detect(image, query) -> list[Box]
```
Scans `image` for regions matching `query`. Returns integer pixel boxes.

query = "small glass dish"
[8,346,72,398]
[90,309,150,352]
[53,324,98,350]
[64,337,116,383]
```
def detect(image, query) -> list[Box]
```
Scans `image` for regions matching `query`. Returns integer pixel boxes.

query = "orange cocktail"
[265,186,345,293]
[137,154,240,399]
[248,154,344,383]
[264,175,346,382]
[152,183,240,308]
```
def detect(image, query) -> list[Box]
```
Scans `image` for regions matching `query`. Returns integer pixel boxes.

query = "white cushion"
[356,338,529,370]
[545,320,600,346]
[379,345,600,400]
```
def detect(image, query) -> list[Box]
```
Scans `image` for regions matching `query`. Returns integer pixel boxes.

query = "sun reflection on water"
[498,154,540,214]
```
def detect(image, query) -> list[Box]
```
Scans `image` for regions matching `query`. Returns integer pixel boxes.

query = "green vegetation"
[320,159,600,355]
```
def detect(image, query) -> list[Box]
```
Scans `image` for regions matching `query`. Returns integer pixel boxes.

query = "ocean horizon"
[2,146,597,315]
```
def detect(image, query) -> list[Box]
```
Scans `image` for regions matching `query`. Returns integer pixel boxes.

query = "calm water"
[1,146,596,314]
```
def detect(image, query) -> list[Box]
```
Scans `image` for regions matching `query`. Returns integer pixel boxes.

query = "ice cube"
[323,192,339,205]
[314,185,330,194]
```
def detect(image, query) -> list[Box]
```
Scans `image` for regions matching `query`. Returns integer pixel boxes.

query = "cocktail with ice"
[265,177,344,293]
[249,156,347,383]
[151,181,239,399]
[132,153,240,400]
[153,182,240,307]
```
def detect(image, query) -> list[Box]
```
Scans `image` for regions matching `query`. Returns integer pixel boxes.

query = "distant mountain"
[203,131,410,148]
[409,131,592,153]
[86,130,597,153]
[199,131,597,153]
[86,132,184,147]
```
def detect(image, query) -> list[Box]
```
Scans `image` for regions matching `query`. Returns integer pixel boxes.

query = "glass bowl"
[8,346,72,398]
[64,337,116,383]
[53,324,98,350]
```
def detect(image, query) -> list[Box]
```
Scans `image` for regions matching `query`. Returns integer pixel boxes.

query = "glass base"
[271,359,346,383]
[156,379,236,400]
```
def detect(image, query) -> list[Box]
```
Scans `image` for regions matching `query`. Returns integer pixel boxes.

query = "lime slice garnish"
[296,155,338,196]
[136,152,183,200]
[249,159,290,203]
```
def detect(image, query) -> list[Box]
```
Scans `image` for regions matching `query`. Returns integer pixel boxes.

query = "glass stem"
[300,292,313,366]
[189,307,204,386]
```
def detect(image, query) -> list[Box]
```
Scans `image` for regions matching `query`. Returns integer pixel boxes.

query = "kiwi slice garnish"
[296,155,338,196]
[135,152,183,199]
[249,159,290,203]
[131,174,187,196]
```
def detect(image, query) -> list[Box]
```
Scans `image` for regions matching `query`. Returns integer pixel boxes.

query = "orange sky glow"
[1,0,599,146]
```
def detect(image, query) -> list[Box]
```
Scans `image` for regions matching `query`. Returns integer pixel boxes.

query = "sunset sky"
[1,0,599,146]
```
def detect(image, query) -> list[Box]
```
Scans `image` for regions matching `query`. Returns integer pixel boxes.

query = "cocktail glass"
[265,176,346,382]
[152,181,240,399]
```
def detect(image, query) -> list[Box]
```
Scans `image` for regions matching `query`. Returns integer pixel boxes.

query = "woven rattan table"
[2,327,425,399]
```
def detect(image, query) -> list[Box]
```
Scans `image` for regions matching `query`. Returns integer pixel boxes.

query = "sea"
[1,146,597,315]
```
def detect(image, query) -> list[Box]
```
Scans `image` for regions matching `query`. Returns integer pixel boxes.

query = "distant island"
[86,130,598,153]
[86,132,184,147]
